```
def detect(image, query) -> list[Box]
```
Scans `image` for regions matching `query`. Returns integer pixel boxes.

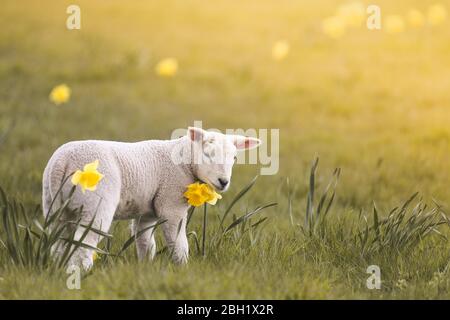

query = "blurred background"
[1,0,450,213]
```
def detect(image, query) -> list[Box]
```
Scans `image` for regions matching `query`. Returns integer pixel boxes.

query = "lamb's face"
[194,132,236,192]
[188,127,261,192]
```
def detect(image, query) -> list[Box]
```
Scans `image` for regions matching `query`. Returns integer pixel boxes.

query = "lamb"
[42,127,261,269]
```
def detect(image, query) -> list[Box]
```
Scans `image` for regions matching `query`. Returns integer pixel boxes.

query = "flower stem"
[202,204,207,257]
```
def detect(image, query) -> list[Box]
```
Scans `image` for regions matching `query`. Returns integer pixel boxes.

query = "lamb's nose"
[218,178,229,188]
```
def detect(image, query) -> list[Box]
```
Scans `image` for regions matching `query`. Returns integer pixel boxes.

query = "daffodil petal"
[84,160,99,172]
[71,170,82,185]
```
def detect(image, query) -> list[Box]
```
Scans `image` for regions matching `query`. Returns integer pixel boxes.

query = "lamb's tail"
[42,154,69,218]
[42,168,52,218]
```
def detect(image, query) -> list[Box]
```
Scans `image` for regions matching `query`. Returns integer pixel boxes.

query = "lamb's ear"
[232,135,262,150]
[188,127,206,142]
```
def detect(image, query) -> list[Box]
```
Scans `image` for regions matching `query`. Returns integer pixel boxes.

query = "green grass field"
[1,0,450,299]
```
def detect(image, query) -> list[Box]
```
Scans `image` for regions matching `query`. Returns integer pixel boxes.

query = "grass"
[2,0,450,299]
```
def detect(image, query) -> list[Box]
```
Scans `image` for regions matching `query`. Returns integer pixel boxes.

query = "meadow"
[1,0,450,299]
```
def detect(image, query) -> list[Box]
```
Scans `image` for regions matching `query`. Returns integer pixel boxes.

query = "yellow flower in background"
[384,15,405,34]
[49,84,71,105]
[337,2,365,27]
[407,9,425,28]
[427,4,447,26]
[322,16,346,38]
[71,160,104,193]
[155,58,178,77]
[184,182,222,207]
[272,40,290,61]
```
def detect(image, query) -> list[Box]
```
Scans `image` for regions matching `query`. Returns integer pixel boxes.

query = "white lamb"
[42,127,261,269]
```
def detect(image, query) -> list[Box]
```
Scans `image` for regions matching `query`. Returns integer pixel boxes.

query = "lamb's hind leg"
[132,216,158,260]
[64,192,119,270]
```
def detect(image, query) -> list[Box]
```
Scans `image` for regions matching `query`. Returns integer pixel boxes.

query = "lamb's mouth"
[201,178,224,192]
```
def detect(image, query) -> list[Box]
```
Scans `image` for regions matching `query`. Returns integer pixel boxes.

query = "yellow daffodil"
[184,182,222,207]
[272,40,290,61]
[337,2,365,28]
[384,15,405,34]
[92,251,99,262]
[49,84,71,105]
[407,9,425,27]
[427,4,447,26]
[322,16,347,39]
[155,58,178,77]
[71,160,104,193]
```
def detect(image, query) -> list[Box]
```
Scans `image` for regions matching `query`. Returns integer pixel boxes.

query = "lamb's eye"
[203,149,215,159]
[234,156,237,162]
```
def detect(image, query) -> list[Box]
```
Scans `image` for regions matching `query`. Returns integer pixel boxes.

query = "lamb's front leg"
[161,214,188,264]
[155,189,191,264]
[132,216,158,261]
